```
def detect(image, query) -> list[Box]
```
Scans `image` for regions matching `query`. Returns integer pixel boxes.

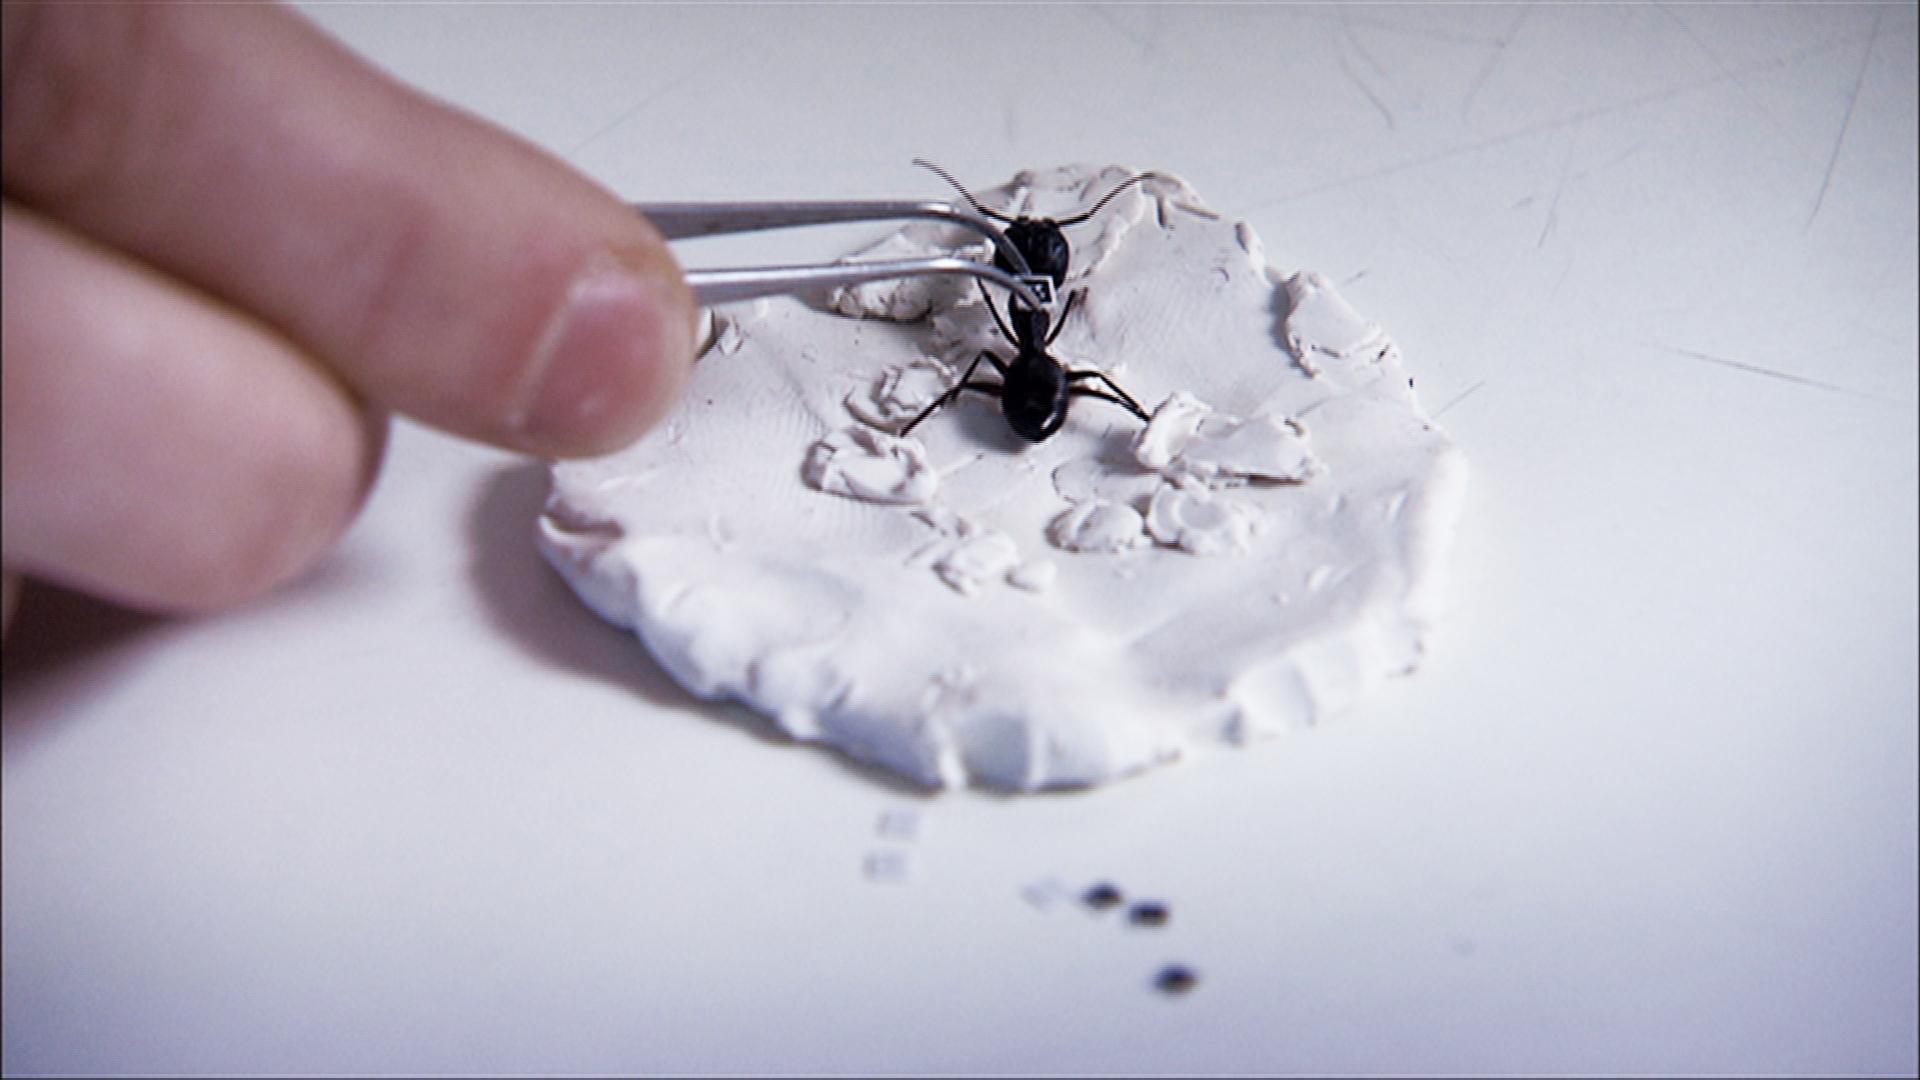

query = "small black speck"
[1129,901,1169,927]
[1083,882,1124,910]
[1155,964,1199,995]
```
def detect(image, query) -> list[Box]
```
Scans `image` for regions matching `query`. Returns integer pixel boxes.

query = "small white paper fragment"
[864,849,914,883]
[876,808,922,842]
[1021,878,1074,910]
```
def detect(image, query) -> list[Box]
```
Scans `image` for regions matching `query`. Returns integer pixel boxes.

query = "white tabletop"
[5,4,1916,1074]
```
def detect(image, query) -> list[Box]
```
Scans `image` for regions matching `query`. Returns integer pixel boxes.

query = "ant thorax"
[1008,301,1051,347]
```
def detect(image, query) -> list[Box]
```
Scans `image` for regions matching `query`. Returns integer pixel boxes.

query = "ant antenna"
[913,159,1015,225]
[1055,171,1166,227]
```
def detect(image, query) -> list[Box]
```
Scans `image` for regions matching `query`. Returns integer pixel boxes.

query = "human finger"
[1,203,385,612]
[1,1,693,459]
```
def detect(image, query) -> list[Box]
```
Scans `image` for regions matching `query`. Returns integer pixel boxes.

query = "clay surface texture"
[539,165,1467,791]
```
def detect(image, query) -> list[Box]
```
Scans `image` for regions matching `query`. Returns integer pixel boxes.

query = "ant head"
[998,219,1071,289]
[916,160,1159,291]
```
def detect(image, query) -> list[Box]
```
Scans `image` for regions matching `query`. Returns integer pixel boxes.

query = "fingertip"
[507,243,697,459]
[2,572,19,644]
[160,402,390,615]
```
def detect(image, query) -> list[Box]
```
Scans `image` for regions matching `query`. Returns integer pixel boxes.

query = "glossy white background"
[5,4,1915,1074]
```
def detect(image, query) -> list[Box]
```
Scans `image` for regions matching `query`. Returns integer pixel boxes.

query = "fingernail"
[515,254,693,454]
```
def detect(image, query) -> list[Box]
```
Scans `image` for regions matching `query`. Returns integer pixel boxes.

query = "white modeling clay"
[846,356,954,431]
[1146,478,1260,555]
[933,529,1021,597]
[1282,270,1390,374]
[802,426,937,506]
[1006,560,1057,593]
[540,164,1467,791]
[1135,391,1321,483]
[1049,499,1151,554]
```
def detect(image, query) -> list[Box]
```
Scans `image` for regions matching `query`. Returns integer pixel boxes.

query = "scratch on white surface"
[1343,15,1391,79]
[1548,258,1575,300]
[1247,28,1878,211]
[1575,139,1648,183]
[1288,9,1503,48]
[1336,21,1398,131]
[1434,379,1488,419]
[1538,129,1579,248]
[1806,8,1884,232]
[1659,5,1786,135]
[1088,4,1155,58]
[565,41,734,157]
[1648,343,1892,403]
[1461,3,1532,118]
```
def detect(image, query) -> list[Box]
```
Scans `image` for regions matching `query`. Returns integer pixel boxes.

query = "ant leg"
[901,387,965,437]
[1068,385,1150,421]
[901,352,1004,435]
[1045,289,1083,348]
[969,347,1011,378]
[975,278,1017,349]
[1065,370,1151,421]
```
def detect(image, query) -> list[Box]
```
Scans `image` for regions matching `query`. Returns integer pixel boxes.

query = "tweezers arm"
[633,199,1033,278]
[686,257,1046,313]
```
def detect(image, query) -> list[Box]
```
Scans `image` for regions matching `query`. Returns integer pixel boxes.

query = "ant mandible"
[900,287,1151,443]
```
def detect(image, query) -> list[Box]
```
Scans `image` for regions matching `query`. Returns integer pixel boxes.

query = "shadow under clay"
[465,461,933,797]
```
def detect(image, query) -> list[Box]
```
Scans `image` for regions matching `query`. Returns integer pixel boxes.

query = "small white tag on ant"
[1017,274,1056,306]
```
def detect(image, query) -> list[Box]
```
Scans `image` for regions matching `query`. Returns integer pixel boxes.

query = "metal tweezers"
[631,199,1049,313]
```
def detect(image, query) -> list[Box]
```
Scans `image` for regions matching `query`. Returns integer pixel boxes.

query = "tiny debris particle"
[1155,964,1199,995]
[1083,882,1124,910]
[863,849,913,883]
[875,808,921,842]
[1129,901,1170,927]
[1021,878,1072,910]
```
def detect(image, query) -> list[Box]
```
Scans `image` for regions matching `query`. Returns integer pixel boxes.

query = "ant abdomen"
[1002,353,1070,442]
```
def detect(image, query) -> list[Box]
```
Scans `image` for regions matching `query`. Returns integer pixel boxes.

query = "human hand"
[1,2,696,640]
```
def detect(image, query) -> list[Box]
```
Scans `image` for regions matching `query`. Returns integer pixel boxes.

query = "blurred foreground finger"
[2,1,693,458]
[1,203,385,612]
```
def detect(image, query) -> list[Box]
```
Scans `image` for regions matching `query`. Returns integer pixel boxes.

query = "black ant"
[900,286,1151,443]
[901,162,1164,443]
[914,159,1162,293]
